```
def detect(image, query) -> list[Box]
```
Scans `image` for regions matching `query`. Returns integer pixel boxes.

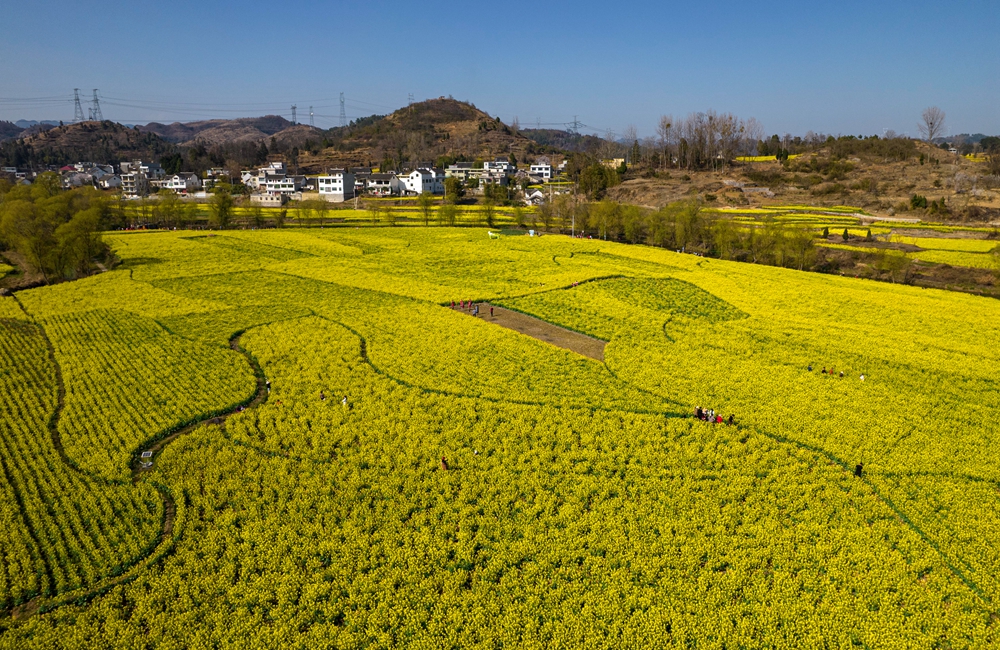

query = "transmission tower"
[91,89,103,121]
[569,115,581,134]
[408,93,414,106]
[309,106,314,127]
[339,92,346,127]
[72,89,85,122]
[291,105,297,125]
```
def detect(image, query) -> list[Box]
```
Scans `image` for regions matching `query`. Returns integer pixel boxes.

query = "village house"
[366,173,396,196]
[162,173,202,194]
[265,175,304,196]
[250,193,286,207]
[483,156,515,174]
[402,168,445,195]
[317,169,356,202]
[445,162,474,181]
[529,163,552,180]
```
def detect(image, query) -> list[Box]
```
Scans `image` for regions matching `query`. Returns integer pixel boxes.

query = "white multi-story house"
[121,160,165,180]
[163,173,202,193]
[402,168,445,195]
[119,160,166,197]
[316,169,356,202]
[120,172,146,197]
[366,173,396,196]
[529,164,552,180]
[483,157,515,174]
[445,162,474,180]
[265,175,303,195]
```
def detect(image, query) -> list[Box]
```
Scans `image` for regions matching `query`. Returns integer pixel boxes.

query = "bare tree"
[918,107,946,142]
[656,115,674,169]
[743,117,764,156]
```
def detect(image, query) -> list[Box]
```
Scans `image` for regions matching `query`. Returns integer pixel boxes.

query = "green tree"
[418,192,434,226]
[513,206,526,229]
[154,190,183,228]
[842,228,849,242]
[439,203,458,227]
[249,201,265,229]
[483,196,496,228]
[444,178,463,204]
[210,185,234,229]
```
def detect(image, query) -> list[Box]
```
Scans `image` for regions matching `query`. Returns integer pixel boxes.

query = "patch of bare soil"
[454,304,606,361]
[827,238,923,252]
[0,250,44,290]
[891,228,995,240]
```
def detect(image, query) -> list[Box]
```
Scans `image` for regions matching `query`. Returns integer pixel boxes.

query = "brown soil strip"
[2,330,268,624]
[891,228,993,240]
[132,332,268,480]
[454,304,606,361]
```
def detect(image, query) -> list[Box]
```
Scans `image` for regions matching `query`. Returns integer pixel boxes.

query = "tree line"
[0,173,113,283]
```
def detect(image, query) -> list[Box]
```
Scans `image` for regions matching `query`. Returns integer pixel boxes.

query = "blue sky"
[1,0,997,138]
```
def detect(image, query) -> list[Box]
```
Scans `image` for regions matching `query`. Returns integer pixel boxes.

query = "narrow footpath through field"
[453,303,606,361]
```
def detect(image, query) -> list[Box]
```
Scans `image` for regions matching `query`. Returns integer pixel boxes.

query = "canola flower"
[2,227,1000,647]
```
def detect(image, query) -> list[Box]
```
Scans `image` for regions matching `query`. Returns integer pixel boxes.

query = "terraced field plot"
[2,227,1000,648]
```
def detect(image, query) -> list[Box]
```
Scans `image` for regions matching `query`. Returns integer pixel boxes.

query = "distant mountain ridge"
[0,99,581,171]
[0,121,24,142]
[0,121,176,169]
[139,115,322,147]
[14,120,60,129]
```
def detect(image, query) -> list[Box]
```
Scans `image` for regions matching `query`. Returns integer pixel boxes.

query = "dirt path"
[453,304,606,361]
[131,332,268,481]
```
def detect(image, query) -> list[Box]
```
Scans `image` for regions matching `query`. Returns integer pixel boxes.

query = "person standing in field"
[490,306,494,318]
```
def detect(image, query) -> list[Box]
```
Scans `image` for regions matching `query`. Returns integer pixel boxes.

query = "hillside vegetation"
[298,98,537,172]
[0,121,176,169]
[611,140,1000,221]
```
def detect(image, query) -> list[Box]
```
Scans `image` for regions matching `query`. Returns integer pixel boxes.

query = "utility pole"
[339,92,346,127]
[408,93,414,106]
[72,89,85,122]
[309,106,314,127]
[91,89,103,121]
[291,105,297,125]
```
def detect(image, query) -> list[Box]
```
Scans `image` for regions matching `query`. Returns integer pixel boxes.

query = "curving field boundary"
[2,318,268,624]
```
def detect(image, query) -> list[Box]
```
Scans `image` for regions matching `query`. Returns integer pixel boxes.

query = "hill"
[0,121,24,142]
[297,97,538,171]
[140,115,323,149]
[608,139,1000,220]
[0,120,177,168]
